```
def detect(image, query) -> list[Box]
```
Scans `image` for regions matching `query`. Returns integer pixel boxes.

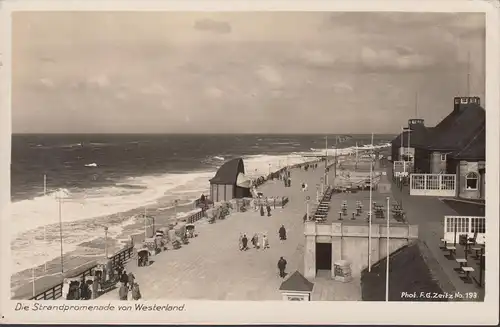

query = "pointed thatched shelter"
[209,158,251,202]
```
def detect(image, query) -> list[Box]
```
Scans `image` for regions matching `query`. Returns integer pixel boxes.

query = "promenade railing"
[29,246,134,300]
[409,173,456,197]
[28,208,206,300]
[443,215,486,245]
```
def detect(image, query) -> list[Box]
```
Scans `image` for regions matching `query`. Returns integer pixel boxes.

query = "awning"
[236,173,252,188]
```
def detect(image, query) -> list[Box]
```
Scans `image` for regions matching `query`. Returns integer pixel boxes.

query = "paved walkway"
[389,168,485,300]
[100,166,360,301]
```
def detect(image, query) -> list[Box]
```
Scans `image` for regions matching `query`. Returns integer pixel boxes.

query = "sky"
[12,11,485,134]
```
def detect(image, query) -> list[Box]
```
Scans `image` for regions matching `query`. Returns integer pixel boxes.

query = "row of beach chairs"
[311,187,334,222]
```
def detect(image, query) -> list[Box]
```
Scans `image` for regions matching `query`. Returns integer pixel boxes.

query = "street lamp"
[139,213,155,238]
[174,199,179,220]
[305,196,310,221]
[54,189,69,274]
[104,226,109,258]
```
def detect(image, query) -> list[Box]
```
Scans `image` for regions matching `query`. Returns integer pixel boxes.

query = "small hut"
[279,271,314,301]
[209,158,251,202]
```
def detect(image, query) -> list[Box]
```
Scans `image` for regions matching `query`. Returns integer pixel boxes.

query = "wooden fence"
[29,245,134,300]
[28,208,206,300]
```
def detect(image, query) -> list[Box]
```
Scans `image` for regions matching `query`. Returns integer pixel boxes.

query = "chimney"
[408,119,425,128]
[454,96,481,112]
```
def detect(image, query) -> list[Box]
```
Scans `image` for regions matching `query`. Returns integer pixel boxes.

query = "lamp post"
[305,196,310,221]
[104,226,109,258]
[324,136,328,186]
[43,174,47,272]
[32,267,36,297]
[174,199,179,220]
[55,189,65,274]
[368,133,374,272]
[385,196,390,301]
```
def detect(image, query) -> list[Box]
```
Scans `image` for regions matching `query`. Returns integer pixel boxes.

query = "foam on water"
[10,143,389,274]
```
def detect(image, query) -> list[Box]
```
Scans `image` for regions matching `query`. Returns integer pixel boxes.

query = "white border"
[1,0,499,325]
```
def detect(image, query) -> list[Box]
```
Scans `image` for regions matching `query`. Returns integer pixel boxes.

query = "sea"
[10,133,393,275]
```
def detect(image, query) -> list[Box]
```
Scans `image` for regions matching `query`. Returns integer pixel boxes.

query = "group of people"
[238,225,287,251]
[118,270,142,301]
[239,233,270,251]
[64,277,93,300]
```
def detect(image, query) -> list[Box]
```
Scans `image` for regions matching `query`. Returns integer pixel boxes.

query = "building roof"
[279,271,314,292]
[426,103,485,151]
[449,125,485,161]
[391,124,434,148]
[209,158,245,185]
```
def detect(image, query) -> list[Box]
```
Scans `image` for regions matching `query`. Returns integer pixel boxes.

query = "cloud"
[256,65,283,87]
[87,74,110,88]
[39,78,54,88]
[359,46,434,71]
[140,83,167,95]
[331,82,353,93]
[204,87,224,99]
[301,50,337,67]
[69,74,110,90]
[194,19,231,34]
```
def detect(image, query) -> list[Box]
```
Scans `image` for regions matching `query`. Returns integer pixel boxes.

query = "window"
[440,154,447,161]
[466,172,479,190]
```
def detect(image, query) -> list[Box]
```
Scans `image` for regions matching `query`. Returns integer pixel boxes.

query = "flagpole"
[144,207,147,238]
[58,193,64,274]
[325,136,328,186]
[43,174,47,272]
[386,196,390,301]
[467,51,471,96]
[368,132,374,272]
[32,267,36,297]
[400,127,404,161]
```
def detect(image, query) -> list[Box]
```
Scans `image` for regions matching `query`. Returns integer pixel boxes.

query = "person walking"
[277,257,287,278]
[241,234,249,251]
[262,234,270,249]
[120,270,129,289]
[251,233,260,249]
[127,272,135,291]
[131,282,142,300]
[119,283,128,300]
[239,233,244,251]
[279,225,287,241]
[266,204,272,217]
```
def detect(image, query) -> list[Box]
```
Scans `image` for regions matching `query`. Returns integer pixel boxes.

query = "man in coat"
[119,283,128,300]
[120,270,129,288]
[127,272,135,291]
[277,257,287,278]
[279,225,287,241]
[131,283,142,300]
[241,234,249,251]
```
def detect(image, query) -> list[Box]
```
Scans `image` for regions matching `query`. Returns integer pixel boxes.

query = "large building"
[391,96,486,200]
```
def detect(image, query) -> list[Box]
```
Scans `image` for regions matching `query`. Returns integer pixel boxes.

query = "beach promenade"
[99,164,360,301]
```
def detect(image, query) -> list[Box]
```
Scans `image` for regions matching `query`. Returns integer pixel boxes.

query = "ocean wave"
[84,163,98,167]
